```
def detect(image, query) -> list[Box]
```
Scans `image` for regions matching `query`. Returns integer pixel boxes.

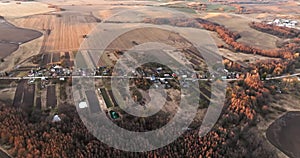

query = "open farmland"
[38,0,160,7]
[205,13,280,49]
[0,35,43,72]
[88,26,203,68]
[104,27,193,51]
[0,17,43,72]
[94,6,188,23]
[10,12,98,52]
[243,1,300,14]
[0,43,18,58]
[0,1,54,18]
[0,18,42,58]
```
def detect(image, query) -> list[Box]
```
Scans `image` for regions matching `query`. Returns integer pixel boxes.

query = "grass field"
[206,4,235,12]
[173,7,196,14]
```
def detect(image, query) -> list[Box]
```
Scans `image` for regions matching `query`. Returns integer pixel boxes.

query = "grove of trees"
[0,71,278,157]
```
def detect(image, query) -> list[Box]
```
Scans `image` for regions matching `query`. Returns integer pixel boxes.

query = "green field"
[206,4,235,12]
[174,7,196,14]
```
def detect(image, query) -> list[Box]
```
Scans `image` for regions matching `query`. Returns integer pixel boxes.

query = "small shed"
[79,102,88,109]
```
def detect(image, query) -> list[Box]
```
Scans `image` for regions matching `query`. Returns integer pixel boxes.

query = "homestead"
[267,19,298,28]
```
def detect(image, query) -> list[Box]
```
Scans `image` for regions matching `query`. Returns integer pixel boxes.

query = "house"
[52,115,61,122]
[273,19,280,24]
[164,74,170,77]
[291,21,298,25]
[270,18,298,28]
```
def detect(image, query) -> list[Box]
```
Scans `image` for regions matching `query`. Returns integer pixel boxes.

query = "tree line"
[249,22,300,39]
[144,17,295,59]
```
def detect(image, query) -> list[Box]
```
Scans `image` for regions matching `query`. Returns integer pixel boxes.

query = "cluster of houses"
[187,2,208,11]
[224,69,240,79]
[27,65,72,87]
[94,66,111,76]
[267,19,298,28]
[133,66,176,89]
[133,66,204,88]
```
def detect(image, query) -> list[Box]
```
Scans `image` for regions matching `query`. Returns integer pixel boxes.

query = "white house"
[52,115,61,122]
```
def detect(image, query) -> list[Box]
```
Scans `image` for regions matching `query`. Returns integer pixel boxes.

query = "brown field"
[0,35,43,72]
[0,18,42,58]
[46,85,57,108]
[10,12,98,52]
[0,17,43,71]
[267,111,300,158]
[204,13,280,49]
[0,43,18,58]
